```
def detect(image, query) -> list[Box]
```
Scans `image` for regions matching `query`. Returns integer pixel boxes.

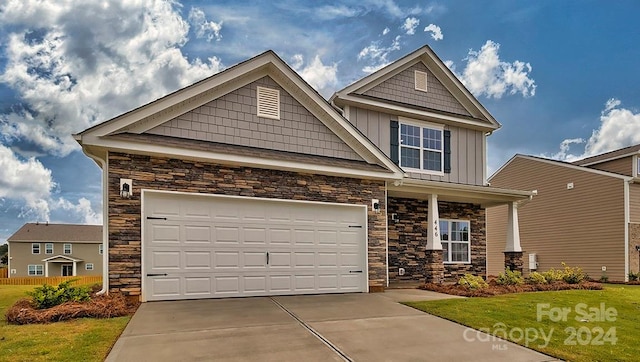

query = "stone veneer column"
[425,194,445,283]
[504,251,524,273]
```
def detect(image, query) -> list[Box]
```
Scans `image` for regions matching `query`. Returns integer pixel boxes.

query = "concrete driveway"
[106,290,556,362]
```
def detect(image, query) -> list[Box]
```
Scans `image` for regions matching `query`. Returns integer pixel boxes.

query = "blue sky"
[1,0,640,243]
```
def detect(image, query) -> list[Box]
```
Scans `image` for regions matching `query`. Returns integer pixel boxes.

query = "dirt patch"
[420,280,603,297]
[5,292,139,325]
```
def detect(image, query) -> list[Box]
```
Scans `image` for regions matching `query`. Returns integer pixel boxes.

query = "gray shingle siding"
[147,76,363,161]
[363,62,471,117]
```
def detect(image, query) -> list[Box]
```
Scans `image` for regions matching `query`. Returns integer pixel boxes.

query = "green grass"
[406,284,640,361]
[0,285,131,362]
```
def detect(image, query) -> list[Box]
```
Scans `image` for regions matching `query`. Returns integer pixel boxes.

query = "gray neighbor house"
[73,46,533,302]
[7,223,102,277]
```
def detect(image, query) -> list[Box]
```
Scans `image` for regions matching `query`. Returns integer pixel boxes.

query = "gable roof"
[330,45,500,132]
[7,223,102,243]
[490,154,633,182]
[74,50,404,180]
[42,255,84,263]
[572,144,640,166]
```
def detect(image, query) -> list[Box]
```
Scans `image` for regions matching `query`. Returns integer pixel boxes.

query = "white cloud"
[402,17,419,35]
[188,7,223,42]
[358,35,401,73]
[382,27,390,35]
[0,0,222,157]
[424,24,443,41]
[314,5,363,20]
[292,55,338,95]
[451,40,536,99]
[545,99,640,161]
[53,197,102,225]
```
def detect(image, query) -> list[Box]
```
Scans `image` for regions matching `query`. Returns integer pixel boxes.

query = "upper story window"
[439,219,471,263]
[32,243,40,254]
[99,244,103,255]
[45,243,53,254]
[64,243,72,255]
[399,122,444,173]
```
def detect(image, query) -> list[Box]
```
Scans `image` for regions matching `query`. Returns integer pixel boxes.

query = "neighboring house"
[487,145,640,281]
[74,46,532,302]
[7,223,103,278]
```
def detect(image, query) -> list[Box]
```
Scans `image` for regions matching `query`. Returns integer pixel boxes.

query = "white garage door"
[143,192,368,301]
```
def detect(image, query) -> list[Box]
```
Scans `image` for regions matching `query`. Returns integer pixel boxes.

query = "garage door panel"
[145,193,366,301]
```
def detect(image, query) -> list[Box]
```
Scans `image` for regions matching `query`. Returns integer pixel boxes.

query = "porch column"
[72,261,77,276]
[425,194,444,283]
[44,262,49,277]
[504,201,524,272]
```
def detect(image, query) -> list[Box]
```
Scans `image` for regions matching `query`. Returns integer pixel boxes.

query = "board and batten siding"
[584,157,633,177]
[487,156,627,281]
[147,76,362,161]
[348,106,485,186]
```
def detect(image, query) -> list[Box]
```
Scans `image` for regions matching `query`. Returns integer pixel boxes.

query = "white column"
[72,262,77,276]
[426,194,442,250]
[505,201,522,252]
[44,262,49,277]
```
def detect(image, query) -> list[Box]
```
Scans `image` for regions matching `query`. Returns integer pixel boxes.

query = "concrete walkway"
[106,290,557,362]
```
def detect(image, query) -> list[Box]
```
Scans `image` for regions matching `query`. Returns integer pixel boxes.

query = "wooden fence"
[0,275,102,286]
[0,267,7,278]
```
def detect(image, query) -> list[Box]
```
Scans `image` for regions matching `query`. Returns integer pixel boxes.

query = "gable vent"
[414,70,428,92]
[257,86,280,120]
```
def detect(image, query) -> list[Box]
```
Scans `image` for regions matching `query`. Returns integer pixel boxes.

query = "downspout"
[624,179,632,282]
[83,150,109,295]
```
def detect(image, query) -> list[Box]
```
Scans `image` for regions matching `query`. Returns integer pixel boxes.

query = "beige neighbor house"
[7,223,103,278]
[487,145,640,281]
[74,46,533,302]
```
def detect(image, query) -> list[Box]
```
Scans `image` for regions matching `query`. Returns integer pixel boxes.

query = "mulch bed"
[5,293,139,325]
[420,280,603,297]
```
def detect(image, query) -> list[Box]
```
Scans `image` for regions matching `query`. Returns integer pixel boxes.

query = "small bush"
[541,269,563,283]
[458,274,488,290]
[561,262,585,284]
[629,272,639,281]
[526,271,548,285]
[496,269,524,285]
[28,279,91,310]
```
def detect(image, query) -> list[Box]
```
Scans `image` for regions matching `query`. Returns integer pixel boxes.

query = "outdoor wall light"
[120,179,133,198]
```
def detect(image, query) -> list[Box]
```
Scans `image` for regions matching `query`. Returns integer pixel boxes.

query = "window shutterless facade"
[399,121,444,174]
[439,219,471,263]
[45,243,53,254]
[32,243,40,254]
[28,264,44,276]
[99,244,103,255]
[86,263,94,271]
[64,243,72,254]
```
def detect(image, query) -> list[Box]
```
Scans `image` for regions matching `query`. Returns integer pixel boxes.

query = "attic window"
[414,70,428,92]
[256,86,280,120]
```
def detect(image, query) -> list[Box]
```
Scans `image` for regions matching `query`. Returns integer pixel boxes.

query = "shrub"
[526,271,548,285]
[28,279,91,309]
[561,262,585,284]
[629,272,639,281]
[458,274,488,290]
[496,269,524,285]
[541,269,564,283]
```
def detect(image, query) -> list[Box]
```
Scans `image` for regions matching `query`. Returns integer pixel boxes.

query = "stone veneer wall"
[108,152,387,297]
[629,223,640,275]
[387,197,486,283]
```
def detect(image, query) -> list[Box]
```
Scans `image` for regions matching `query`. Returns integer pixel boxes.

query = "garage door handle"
[349,270,363,273]
[146,217,167,220]
[146,273,168,276]
[348,225,362,228]
[266,252,269,265]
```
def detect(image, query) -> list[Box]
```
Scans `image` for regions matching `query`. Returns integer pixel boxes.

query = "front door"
[62,264,73,276]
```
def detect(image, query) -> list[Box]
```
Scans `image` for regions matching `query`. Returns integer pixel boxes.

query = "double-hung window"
[45,243,53,254]
[32,243,40,254]
[28,265,44,276]
[64,243,72,254]
[399,122,444,174]
[439,219,471,263]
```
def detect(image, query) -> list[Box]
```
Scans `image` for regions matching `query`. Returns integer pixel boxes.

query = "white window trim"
[28,264,44,276]
[440,218,472,264]
[63,243,72,255]
[634,155,639,177]
[85,263,94,271]
[98,244,103,255]
[45,243,53,254]
[398,118,445,176]
[31,243,40,255]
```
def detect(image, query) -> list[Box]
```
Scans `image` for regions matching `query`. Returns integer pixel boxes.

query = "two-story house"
[74,46,532,302]
[7,223,103,277]
[487,144,640,281]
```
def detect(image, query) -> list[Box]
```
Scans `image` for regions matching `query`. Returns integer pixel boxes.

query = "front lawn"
[0,284,130,362]
[406,285,640,362]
